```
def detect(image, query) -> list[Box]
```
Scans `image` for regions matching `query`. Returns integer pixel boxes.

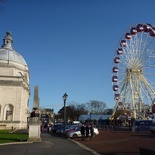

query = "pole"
[63,99,66,134]
[62,93,68,135]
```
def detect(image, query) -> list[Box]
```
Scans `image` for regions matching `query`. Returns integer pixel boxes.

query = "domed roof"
[0,32,27,66]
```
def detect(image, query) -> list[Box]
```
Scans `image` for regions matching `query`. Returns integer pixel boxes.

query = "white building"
[0,32,30,129]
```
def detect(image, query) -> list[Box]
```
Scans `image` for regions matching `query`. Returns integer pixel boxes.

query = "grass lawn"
[0,130,28,144]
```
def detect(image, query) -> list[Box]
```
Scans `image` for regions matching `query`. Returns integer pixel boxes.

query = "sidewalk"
[0,132,99,155]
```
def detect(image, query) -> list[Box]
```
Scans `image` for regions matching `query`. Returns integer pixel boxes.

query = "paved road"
[0,132,99,155]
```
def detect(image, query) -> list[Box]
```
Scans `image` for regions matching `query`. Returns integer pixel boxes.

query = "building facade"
[0,32,30,129]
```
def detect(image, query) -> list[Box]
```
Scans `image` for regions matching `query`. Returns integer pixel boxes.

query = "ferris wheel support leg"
[110,100,119,120]
[133,109,136,119]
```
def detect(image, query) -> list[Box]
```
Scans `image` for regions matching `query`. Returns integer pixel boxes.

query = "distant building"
[0,32,30,129]
[40,108,54,125]
[79,114,111,123]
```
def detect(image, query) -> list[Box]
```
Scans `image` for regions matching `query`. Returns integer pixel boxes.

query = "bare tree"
[65,103,87,121]
[86,100,107,114]
[57,102,87,121]
[57,100,108,122]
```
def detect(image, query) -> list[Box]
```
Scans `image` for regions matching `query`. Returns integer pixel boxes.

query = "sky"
[0,0,155,113]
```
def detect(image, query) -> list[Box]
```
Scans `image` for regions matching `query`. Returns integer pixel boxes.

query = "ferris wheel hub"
[126,68,142,74]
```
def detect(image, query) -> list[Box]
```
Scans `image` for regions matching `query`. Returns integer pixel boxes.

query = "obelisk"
[33,86,39,110]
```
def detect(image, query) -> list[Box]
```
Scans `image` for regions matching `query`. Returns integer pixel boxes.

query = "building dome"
[0,32,27,66]
[0,32,30,129]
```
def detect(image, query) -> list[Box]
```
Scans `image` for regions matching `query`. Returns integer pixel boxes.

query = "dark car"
[51,124,63,133]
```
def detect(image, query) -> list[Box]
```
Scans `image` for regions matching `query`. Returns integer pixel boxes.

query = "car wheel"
[73,134,78,139]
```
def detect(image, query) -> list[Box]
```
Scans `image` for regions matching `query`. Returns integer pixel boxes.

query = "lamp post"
[62,93,68,134]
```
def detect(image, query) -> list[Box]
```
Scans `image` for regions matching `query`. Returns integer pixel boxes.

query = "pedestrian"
[80,124,85,140]
[45,123,49,133]
[44,123,48,133]
[90,124,94,139]
[85,124,89,140]
[41,125,44,132]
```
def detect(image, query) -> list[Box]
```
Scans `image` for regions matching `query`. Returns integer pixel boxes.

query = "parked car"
[56,126,64,134]
[150,123,155,133]
[56,125,69,134]
[62,125,82,135]
[64,126,79,135]
[60,124,80,135]
[51,124,63,133]
[66,127,99,139]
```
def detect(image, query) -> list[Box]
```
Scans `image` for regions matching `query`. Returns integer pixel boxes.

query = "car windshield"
[75,127,80,131]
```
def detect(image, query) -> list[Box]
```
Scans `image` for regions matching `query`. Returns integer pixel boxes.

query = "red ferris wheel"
[111,23,155,119]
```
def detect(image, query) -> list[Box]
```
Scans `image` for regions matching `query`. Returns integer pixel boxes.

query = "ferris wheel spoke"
[138,32,146,53]
[140,75,155,98]
[143,73,155,76]
[141,85,153,105]
[140,33,150,54]
[119,78,130,103]
[140,86,151,105]
[140,38,155,63]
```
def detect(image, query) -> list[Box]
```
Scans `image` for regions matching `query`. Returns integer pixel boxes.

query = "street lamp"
[62,93,68,134]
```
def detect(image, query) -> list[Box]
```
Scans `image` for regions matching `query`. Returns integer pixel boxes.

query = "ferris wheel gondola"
[112,23,155,119]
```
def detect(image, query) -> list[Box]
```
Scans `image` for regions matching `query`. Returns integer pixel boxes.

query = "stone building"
[0,32,30,129]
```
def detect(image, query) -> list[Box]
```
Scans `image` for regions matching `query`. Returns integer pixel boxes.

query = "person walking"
[44,123,48,133]
[85,124,89,140]
[80,124,85,141]
[90,124,94,140]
